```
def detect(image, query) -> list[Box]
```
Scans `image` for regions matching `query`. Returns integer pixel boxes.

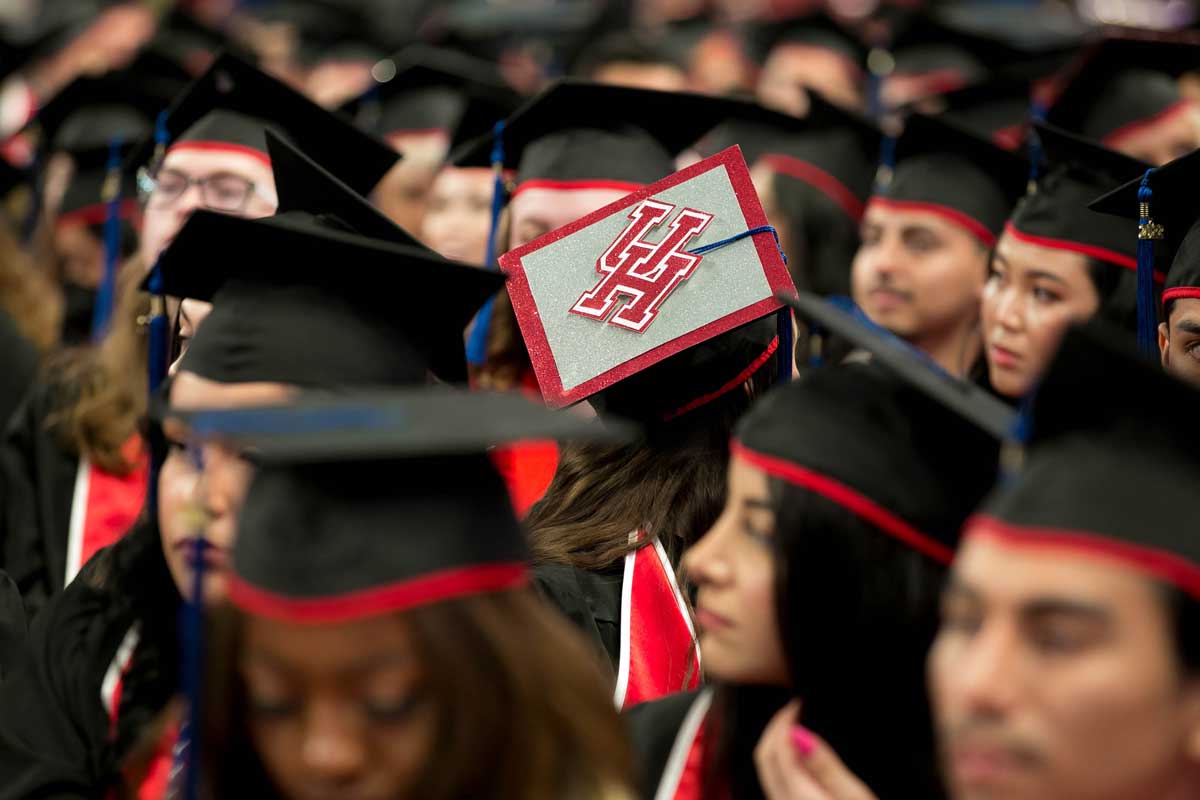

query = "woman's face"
[684,455,789,686]
[507,186,633,250]
[419,167,493,264]
[139,147,278,267]
[158,371,296,605]
[982,232,1101,399]
[241,612,436,800]
[372,133,448,235]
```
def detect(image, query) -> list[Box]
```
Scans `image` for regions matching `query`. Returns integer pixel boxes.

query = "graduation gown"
[0,380,147,621]
[0,569,26,681]
[626,689,713,800]
[0,308,36,434]
[534,534,703,710]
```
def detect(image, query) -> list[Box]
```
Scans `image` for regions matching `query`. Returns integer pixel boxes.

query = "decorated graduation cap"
[872,112,1028,249]
[735,291,1009,565]
[148,131,502,386]
[126,51,398,196]
[1089,146,1200,353]
[967,320,1200,600]
[340,44,520,144]
[1005,122,1151,332]
[172,388,633,623]
[499,146,794,420]
[1044,33,1200,151]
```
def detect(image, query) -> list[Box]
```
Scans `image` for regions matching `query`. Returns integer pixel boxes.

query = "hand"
[754,700,879,800]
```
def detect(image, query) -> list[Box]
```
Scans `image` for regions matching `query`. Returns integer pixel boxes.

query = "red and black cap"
[1007,123,1151,331]
[174,389,632,624]
[736,292,1008,565]
[872,112,1028,248]
[967,321,1200,600]
[905,75,1035,151]
[147,132,501,387]
[1089,147,1200,311]
[449,79,752,195]
[1044,32,1200,150]
[126,51,398,195]
[879,12,1024,100]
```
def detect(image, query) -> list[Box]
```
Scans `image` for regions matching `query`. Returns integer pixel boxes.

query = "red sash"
[66,437,148,585]
[653,689,714,800]
[614,533,702,710]
[102,625,175,800]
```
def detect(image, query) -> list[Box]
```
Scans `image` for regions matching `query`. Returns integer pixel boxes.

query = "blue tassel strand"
[1136,169,1162,357]
[91,137,124,342]
[465,120,507,368]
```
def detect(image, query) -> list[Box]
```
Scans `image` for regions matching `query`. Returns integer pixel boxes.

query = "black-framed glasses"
[138,166,270,213]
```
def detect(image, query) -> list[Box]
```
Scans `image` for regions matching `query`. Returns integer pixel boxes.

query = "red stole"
[102,625,176,800]
[653,689,714,800]
[66,436,148,585]
[614,533,702,710]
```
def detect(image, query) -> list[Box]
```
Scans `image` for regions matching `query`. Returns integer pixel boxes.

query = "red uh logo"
[571,198,714,333]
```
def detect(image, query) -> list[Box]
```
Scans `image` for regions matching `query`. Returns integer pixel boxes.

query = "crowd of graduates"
[0,0,1198,798]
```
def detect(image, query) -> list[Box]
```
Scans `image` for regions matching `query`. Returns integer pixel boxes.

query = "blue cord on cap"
[1136,168,1163,357]
[91,136,125,342]
[466,119,507,368]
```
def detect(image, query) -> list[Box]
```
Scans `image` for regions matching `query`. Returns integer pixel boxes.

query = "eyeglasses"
[139,167,271,213]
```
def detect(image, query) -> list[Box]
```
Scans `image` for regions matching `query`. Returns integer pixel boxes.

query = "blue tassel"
[1000,391,1036,486]
[465,120,507,368]
[776,307,793,383]
[1136,169,1162,357]
[1026,125,1042,191]
[170,531,206,800]
[90,137,124,342]
[146,264,168,395]
[875,133,897,193]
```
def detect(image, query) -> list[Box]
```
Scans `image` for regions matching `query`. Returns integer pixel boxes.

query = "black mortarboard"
[1005,123,1150,332]
[1089,147,1200,342]
[145,7,233,76]
[873,112,1028,248]
[735,293,1005,565]
[880,12,1022,97]
[450,79,753,192]
[340,44,519,141]
[126,51,398,196]
[570,29,686,77]
[149,132,502,386]
[745,11,867,71]
[175,389,633,622]
[907,75,1034,151]
[1045,33,1200,148]
[245,0,392,66]
[968,321,1200,600]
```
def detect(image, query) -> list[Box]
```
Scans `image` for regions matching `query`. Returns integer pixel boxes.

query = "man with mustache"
[929,323,1200,800]
[851,114,1026,377]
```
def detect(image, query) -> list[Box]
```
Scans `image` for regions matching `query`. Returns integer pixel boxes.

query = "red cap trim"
[165,141,273,169]
[867,196,997,248]
[662,336,779,422]
[758,153,865,221]
[966,514,1200,602]
[510,178,645,201]
[732,442,954,565]
[1102,98,1197,150]
[227,562,530,624]
[1002,221,1158,278]
[56,199,142,228]
[1163,287,1200,305]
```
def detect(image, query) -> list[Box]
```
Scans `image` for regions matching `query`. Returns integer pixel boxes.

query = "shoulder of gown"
[533,562,624,671]
[625,689,703,799]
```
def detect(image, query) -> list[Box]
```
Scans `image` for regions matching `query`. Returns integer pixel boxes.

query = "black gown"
[626,689,704,798]
[0,569,26,681]
[0,308,36,435]
[533,562,623,672]
[0,518,179,798]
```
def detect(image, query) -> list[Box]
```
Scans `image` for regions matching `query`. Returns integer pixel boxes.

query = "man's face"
[930,532,1200,800]
[851,203,988,348]
[757,44,864,117]
[139,147,278,267]
[1106,103,1200,167]
[1160,298,1200,387]
[372,132,448,235]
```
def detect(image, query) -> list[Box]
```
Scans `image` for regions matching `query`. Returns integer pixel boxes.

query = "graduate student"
[630,294,1008,799]
[0,136,501,798]
[182,391,637,800]
[1091,146,1200,386]
[0,51,397,620]
[931,322,1200,800]
[852,112,1027,377]
[981,123,1147,399]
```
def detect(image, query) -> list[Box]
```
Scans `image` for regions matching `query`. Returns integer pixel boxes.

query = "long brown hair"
[45,255,149,473]
[0,221,62,353]
[202,588,636,800]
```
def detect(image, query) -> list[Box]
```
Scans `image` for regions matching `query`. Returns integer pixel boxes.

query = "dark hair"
[1161,585,1200,675]
[572,31,684,78]
[770,479,948,799]
[700,684,792,800]
[1087,256,1143,334]
[770,174,861,298]
[202,589,635,800]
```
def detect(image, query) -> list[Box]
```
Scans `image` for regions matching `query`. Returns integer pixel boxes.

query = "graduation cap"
[744,11,867,72]
[340,44,519,143]
[449,79,755,193]
[879,12,1023,97]
[1089,146,1200,352]
[243,0,393,67]
[148,131,502,386]
[570,29,686,78]
[1044,33,1200,150]
[967,321,1200,600]
[1006,123,1151,331]
[172,388,633,623]
[906,75,1035,151]
[498,146,794,418]
[872,112,1028,248]
[734,292,1007,566]
[126,51,398,196]
[145,7,233,75]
